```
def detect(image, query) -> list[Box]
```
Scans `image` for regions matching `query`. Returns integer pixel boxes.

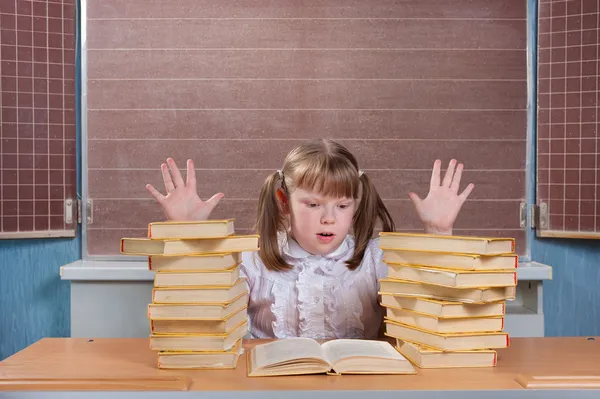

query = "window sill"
[60,260,553,281]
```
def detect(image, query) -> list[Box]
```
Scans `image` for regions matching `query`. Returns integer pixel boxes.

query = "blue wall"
[0,238,79,360]
[535,238,600,336]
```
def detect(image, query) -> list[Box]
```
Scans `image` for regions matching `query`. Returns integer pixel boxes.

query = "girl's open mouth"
[317,233,335,243]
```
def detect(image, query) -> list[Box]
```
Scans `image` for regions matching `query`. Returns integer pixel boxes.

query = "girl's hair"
[256,139,395,271]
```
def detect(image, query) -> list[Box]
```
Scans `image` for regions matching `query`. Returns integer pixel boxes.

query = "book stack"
[120,219,257,370]
[377,232,518,369]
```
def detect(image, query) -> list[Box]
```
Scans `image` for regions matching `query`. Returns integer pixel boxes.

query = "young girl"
[146,139,474,340]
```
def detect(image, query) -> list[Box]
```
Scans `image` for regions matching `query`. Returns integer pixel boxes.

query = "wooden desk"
[1,337,600,398]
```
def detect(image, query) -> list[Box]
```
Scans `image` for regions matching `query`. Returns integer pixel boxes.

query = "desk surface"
[1,337,600,398]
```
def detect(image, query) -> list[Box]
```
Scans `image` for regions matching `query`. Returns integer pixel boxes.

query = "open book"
[247,338,415,376]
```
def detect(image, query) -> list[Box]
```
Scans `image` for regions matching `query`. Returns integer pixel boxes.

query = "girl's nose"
[321,207,335,224]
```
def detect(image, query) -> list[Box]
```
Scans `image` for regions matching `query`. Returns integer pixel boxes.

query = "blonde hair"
[256,139,395,271]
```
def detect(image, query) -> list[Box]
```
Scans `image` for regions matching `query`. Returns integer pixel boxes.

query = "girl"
[146,139,474,339]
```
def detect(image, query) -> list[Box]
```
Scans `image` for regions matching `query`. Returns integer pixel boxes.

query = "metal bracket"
[85,199,94,225]
[538,202,548,229]
[519,202,527,228]
[531,203,548,229]
[64,199,74,224]
[67,199,92,225]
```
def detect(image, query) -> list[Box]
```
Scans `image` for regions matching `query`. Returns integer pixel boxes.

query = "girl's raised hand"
[146,158,224,221]
[408,159,474,235]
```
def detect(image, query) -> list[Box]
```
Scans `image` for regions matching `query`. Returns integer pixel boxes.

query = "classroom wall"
[0,237,78,360]
[534,237,600,336]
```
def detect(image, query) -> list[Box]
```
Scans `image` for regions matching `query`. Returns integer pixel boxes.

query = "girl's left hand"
[408,159,474,236]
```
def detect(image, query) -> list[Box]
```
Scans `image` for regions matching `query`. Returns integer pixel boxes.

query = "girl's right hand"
[146,158,224,221]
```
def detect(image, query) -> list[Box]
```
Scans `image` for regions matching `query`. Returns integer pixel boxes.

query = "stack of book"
[378,232,518,369]
[120,219,257,369]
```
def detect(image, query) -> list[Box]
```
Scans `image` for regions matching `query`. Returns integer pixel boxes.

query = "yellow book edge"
[149,252,237,259]
[385,332,504,354]
[150,305,247,331]
[392,338,497,369]
[153,277,247,291]
[379,231,515,243]
[126,250,258,257]
[379,291,512,305]
[149,291,248,308]
[150,305,249,322]
[379,300,506,319]
[124,235,259,243]
[154,263,241,274]
[389,336,497,354]
[399,348,496,369]
[158,355,242,370]
[379,277,517,290]
[121,238,259,256]
[379,293,507,306]
[384,263,518,288]
[123,250,258,257]
[148,219,236,239]
[380,294,461,305]
[382,247,519,259]
[157,339,244,370]
[150,320,247,338]
[382,305,505,321]
[389,278,517,290]
[158,338,242,355]
[149,219,235,227]
[385,261,519,274]
[382,277,517,289]
[147,234,238,241]
[384,319,510,338]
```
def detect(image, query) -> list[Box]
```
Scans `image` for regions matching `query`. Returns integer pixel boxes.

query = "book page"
[321,339,406,366]
[253,338,326,369]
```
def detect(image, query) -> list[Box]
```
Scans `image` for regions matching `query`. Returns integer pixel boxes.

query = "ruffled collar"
[279,232,353,261]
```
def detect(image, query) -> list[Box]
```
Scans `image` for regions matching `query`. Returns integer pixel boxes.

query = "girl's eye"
[338,204,351,209]
[307,203,319,208]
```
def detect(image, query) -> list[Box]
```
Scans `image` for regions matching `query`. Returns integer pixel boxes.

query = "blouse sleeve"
[239,250,261,293]
[363,237,388,288]
[369,237,388,282]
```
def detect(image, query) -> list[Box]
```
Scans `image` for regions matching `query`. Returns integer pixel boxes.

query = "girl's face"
[280,186,357,256]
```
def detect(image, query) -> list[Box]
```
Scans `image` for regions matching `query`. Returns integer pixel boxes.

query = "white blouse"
[240,234,387,340]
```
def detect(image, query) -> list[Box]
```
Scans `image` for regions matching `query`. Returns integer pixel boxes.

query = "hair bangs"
[292,157,359,199]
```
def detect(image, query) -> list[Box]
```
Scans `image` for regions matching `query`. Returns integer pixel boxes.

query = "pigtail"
[347,172,395,270]
[255,171,292,271]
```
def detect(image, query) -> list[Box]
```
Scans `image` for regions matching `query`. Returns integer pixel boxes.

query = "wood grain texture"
[1,337,599,391]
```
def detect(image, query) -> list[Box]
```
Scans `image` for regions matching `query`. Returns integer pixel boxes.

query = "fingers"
[146,184,166,203]
[429,159,441,190]
[186,159,196,190]
[205,193,225,214]
[161,163,175,193]
[167,158,185,189]
[450,162,464,192]
[408,192,422,208]
[442,159,457,188]
[459,183,475,201]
